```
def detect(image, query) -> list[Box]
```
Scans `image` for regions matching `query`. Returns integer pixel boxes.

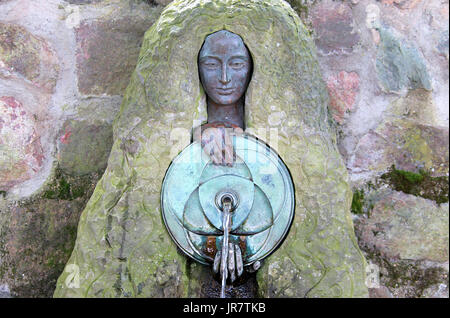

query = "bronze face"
[198,30,252,108]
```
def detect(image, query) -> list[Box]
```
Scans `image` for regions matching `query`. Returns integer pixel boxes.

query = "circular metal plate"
[161,134,295,266]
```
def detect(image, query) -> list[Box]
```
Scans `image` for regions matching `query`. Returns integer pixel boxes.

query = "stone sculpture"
[55,0,368,298]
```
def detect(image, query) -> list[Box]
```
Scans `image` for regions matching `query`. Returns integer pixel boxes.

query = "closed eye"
[230,62,243,68]
[200,57,220,69]
[204,62,218,67]
[229,58,247,69]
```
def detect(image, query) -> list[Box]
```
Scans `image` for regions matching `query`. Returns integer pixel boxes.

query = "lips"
[216,88,235,95]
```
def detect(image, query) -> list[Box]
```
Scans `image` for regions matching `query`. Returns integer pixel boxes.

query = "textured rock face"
[0,174,98,297]
[351,121,449,177]
[66,0,104,4]
[327,71,360,124]
[349,89,449,178]
[381,0,423,10]
[357,190,448,262]
[375,27,431,93]
[0,22,59,192]
[0,22,59,93]
[0,96,44,190]
[0,0,163,297]
[75,12,162,96]
[354,187,449,298]
[437,29,449,60]
[54,0,368,298]
[310,2,361,55]
[309,0,449,185]
[58,120,113,176]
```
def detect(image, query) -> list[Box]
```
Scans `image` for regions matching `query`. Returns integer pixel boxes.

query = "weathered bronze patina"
[161,31,295,297]
[199,30,251,130]
[195,30,251,166]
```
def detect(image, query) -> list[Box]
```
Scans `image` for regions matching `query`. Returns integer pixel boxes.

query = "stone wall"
[0,0,448,297]
[0,0,165,297]
[298,0,449,298]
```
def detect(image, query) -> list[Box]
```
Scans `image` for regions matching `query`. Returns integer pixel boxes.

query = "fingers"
[228,243,236,283]
[213,251,221,274]
[220,246,228,280]
[201,126,242,166]
[235,244,243,277]
[201,128,221,164]
[201,127,223,165]
[223,129,234,166]
[213,244,245,282]
[234,126,244,135]
[223,145,234,166]
[213,135,225,165]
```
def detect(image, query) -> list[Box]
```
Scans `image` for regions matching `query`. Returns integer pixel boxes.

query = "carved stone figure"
[55,0,368,298]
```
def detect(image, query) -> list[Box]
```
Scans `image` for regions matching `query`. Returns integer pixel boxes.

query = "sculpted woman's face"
[199,30,252,106]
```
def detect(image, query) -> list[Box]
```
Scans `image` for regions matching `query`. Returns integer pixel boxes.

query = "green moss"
[351,189,365,215]
[71,186,86,199]
[43,167,88,201]
[142,0,158,6]
[0,190,6,198]
[285,0,314,18]
[360,246,447,297]
[55,0,367,298]
[45,224,78,271]
[58,178,71,200]
[394,169,424,184]
[351,185,376,216]
[381,165,449,204]
[0,168,100,297]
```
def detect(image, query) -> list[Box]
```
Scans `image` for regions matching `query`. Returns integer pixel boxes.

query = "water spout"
[220,195,233,298]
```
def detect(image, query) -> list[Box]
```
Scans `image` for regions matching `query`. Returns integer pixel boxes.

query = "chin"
[213,96,239,106]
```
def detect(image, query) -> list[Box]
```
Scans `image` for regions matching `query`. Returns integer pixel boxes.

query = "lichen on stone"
[285,0,314,19]
[54,0,368,298]
[376,26,432,93]
[0,166,100,297]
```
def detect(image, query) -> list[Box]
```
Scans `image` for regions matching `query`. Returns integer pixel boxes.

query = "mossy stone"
[54,0,368,298]
[58,120,113,176]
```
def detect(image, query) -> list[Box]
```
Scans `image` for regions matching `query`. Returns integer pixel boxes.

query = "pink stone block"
[327,71,360,124]
[0,96,44,190]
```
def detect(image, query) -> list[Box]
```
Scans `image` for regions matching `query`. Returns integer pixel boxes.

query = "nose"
[219,64,231,85]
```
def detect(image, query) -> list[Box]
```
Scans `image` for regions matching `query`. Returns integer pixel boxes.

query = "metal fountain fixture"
[161,30,295,297]
[161,134,295,297]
